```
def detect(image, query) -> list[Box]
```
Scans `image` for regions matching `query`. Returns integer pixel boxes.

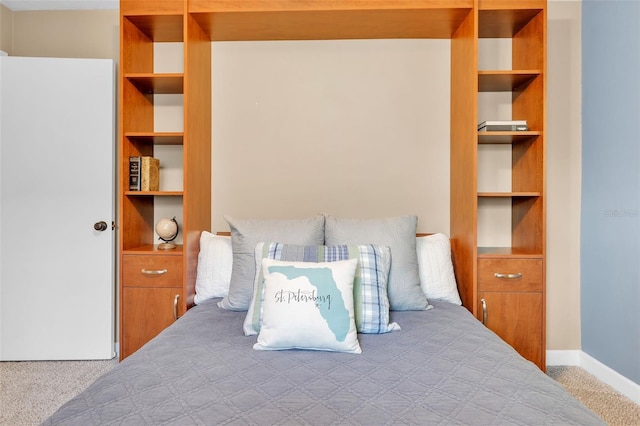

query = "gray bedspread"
[44,300,604,425]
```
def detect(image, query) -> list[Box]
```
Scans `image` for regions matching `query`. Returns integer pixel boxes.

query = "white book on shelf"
[478,120,529,131]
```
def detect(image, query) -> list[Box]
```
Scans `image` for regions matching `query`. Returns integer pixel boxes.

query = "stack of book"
[129,156,160,191]
[478,120,528,132]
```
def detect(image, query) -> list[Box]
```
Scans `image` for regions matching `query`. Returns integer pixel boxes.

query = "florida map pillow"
[253,258,362,354]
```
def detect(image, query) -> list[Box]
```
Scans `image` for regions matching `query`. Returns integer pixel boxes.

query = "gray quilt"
[44,300,604,425]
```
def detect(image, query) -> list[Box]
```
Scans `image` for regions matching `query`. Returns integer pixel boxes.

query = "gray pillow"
[218,215,325,311]
[324,214,430,311]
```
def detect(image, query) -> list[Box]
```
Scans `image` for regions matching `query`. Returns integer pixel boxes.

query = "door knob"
[94,221,108,231]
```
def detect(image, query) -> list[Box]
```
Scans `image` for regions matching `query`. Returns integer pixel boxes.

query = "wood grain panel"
[478,9,542,38]
[193,9,469,40]
[191,0,472,13]
[120,13,155,253]
[122,254,183,288]
[479,292,543,369]
[190,1,472,40]
[121,17,154,73]
[478,258,542,292]
[126,132,184,145]
[477,131,539,144]
[121,287,183,359]
[512,8,545,257]
[478,70,539,92]
[126,73,184,94]
[120,196,154,250]
[121,0,184,15]
[512,195,544,253]
[183,13,212,308]
[124,15,184,42]
[450,7,477,314]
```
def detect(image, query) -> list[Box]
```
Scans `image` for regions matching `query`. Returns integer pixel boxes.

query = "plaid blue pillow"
[244,242,400,335]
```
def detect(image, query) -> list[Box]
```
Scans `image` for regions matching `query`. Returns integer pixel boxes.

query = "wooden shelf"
[478,247,544,258]
[478,4,545,38]
[123,244,184,255]
[120,1,212,360]
[478,131,540,144]
[126,73,184,94]
[125,191,184,197]
[122,14,184,42]
[126,132,184,145]
[478,192,541,197]
[478,70,540,92]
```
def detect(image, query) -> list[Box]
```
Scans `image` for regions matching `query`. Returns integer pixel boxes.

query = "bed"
[44,216,604,425]
[44,300,603,425]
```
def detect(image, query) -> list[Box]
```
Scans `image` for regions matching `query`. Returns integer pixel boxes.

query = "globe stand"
[156,217,179,250]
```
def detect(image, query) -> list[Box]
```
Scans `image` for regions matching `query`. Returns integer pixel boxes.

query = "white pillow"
[416,234,462,305]
[194,232,233,304]
[254,258,362,354]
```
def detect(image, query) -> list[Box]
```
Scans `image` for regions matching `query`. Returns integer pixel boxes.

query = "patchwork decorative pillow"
[244,242,399,336]
[254,258,361,354]
[194,232,232,304]
[218,215,325,311]
[324,215,430,311]
[416,234,462,305]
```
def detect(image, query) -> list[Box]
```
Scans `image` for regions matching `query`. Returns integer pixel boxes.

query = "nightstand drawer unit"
[121,254,184,359]
[122,254,182,288]
[478,258,544,368]
[478,259,542,292]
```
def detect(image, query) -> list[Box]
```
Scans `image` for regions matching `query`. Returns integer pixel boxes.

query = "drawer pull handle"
[173,294,180,321]
[481,299,487,325]
[494,272,522,280]
[141,269,168,275]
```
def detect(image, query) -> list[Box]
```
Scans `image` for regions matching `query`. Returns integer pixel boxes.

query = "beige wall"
[10,9,118,59]
[0,5,13,54]
[6,5,583,352]
[546,0,582,350]
[210,39,451,234]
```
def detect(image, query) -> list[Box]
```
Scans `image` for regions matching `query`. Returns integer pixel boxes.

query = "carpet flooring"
[547,366,640,426]
[1,358,117,425]
[1,360,638,425]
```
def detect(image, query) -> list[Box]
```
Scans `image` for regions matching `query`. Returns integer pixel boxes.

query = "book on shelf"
[129,156,140,190]
[478,120,528,132]
[129,156,159,191]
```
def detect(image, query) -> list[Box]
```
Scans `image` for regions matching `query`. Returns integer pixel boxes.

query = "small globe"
[156,217,178,242]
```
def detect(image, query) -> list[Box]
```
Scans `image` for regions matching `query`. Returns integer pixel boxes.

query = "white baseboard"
[546,350,582,366]
[547,350,640,405]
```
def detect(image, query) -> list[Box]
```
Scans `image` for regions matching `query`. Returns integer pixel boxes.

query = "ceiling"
[1,0,117,11]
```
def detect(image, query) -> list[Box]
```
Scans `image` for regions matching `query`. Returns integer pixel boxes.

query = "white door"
[0,56,115,360]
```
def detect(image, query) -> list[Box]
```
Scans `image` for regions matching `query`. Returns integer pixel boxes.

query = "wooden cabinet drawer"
[122,254,183,288]
[478,258,542,292]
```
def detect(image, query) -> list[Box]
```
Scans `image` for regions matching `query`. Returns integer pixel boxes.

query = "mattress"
[44,300,604,425]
